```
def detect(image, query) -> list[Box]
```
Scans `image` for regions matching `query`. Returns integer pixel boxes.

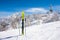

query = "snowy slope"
[0,21,60,40]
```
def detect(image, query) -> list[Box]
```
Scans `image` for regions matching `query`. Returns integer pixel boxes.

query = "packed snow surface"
[0,21,60,40]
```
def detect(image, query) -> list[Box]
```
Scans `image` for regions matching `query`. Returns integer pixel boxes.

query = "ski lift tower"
[49,4,53,13]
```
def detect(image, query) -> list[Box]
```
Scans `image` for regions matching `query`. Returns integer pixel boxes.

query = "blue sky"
[0,0,60,16]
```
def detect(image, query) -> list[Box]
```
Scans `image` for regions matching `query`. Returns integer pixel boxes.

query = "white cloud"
[25,8,48,13]
[0,12,13,14]
[0,11,22,17]
[0,11,16,17]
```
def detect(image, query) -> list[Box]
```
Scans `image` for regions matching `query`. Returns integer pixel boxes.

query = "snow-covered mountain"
[0,9,60,40]
[0,10,60,31]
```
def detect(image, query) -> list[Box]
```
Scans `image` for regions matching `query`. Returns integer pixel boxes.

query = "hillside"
[0,21,60,40]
